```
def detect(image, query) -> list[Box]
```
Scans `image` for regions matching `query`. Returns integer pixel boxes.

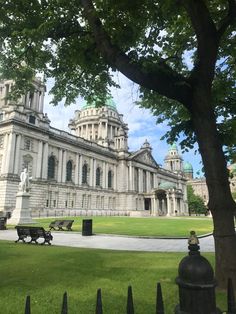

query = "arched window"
[108,170,112,188]
[66,160,72,181]
[82,163,88,184]
[96,167,101,186]
[48,156,55,179]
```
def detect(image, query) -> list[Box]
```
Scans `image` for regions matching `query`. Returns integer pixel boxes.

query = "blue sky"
[44,73,203,177]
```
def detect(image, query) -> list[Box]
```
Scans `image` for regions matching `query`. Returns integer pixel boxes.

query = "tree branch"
[80,0,192,107]
[218,0,236,38]
[183,0,219,83]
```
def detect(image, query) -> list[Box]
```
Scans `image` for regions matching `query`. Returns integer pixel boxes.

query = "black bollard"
[175,240,222,314]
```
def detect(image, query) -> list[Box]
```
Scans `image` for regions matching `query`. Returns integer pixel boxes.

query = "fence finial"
[25,295,31,314]
[127,285,134,314]
[156,282,164,314]
[61,292,68,314]
[96,288,103,314]
[228,278,236,314]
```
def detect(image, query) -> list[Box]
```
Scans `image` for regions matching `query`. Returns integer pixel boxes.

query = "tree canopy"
[1,0,236,288]
[0,0,235,156]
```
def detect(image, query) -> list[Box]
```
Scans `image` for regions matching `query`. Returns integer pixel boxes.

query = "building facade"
[0,79,189,216]
[183,161,236,205]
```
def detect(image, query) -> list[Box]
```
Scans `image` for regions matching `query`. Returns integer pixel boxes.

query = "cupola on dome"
[82,97,117,110]
[183,162,193,173]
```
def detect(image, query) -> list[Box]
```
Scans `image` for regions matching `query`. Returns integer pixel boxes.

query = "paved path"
[0,230,214,252]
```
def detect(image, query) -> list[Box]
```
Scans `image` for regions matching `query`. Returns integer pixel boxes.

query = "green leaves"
[187,185,208,216]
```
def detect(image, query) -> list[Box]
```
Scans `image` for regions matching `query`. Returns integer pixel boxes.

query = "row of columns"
[77,122,119,141]
[56,148,117,189]
[150,194,183,216]
[24,90,45,113]
[128,163,157,193]
[1,133,22,175]
[0,133,118,191]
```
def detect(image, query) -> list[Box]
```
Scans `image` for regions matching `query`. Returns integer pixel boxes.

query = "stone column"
[138,169,143,192]
[173,195,177,215]
[86,125,88,139]
[102,161,106,188]
[14,134,22,174]
[39,91,44,113]
[36,140,43,178]
[92,124,95,140]
[128,163,133,191]
[153,198,157,216]
[98,122,102,138]
[57,148,63,182]
[166,194,171,216]
[42,142,49,179]
[79,155,83,185]
[34,91,39,111]
[113,164,117,190]
[74,153,79,185]
[1,134,8,173]
[105,122,108,138]
[61,150,67,183]
[154,173,158,189]
[90,157,94,187]
[5,133,16,174]
[93,159,97,186]
[146,171,151,192]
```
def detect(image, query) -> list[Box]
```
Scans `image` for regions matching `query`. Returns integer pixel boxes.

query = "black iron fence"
[23,279,235,314]
[22,244,236,314]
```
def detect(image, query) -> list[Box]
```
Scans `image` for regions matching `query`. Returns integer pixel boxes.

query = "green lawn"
[0,241,226,314]
[28,216,213,237]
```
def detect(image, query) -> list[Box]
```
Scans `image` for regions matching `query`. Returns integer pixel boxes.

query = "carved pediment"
[131,150,158,168]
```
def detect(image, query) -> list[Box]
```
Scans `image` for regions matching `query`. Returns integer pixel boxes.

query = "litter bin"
[0,217,7,230]
[82,219,93,236]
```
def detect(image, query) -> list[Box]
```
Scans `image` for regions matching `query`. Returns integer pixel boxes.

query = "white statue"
[19,168,31,192]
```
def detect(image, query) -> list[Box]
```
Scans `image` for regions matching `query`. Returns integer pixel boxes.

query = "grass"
[29,216,213,237]
[8,216,214,237]
[0,241,226,314]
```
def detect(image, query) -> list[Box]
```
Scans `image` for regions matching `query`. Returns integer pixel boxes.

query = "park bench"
[49,220,74,231]
[15,226,53,245]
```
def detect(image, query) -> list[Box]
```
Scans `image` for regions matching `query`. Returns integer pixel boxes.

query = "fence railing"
[23,278,235,314]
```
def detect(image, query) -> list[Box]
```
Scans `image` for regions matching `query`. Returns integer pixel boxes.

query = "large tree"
[0,0,236,287]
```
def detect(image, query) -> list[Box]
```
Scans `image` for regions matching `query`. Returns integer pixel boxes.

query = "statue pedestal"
[8,192,35,225]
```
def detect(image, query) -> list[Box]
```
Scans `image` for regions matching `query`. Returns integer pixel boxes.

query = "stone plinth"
[7,192,35,225]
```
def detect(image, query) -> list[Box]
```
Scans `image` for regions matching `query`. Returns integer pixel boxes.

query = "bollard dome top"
[177,246,215,286]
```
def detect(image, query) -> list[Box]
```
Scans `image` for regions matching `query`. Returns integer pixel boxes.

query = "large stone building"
[183,160,236,204]
[0,78,189,216]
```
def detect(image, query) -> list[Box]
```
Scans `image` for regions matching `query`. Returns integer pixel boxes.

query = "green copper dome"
[169,143,178,151]
[82,97,117,110]
[183,162,193,173]
[159,181,176,190]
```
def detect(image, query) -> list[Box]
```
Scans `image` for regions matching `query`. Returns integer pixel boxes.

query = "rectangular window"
[24,137,33,151]
[29,115,36,124]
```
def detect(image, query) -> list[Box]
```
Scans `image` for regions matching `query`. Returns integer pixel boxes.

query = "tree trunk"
[190,86,236,288]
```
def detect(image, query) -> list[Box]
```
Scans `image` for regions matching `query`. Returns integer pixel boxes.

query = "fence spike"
[25,295,31,314]
[61,292,68,314]
[127,285,134,314]
[156,283,164,314]
[228,278,236,314]
[96,288,103,314]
